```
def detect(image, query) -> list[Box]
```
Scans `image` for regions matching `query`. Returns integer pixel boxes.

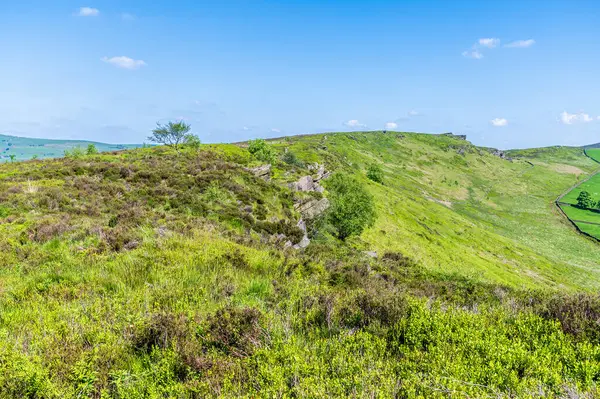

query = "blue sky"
[1,0,599,148]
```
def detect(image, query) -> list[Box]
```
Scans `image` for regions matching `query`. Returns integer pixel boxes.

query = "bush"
[366,163,384,184]
[86,144,98,155]
[64,147,84,159]
[201,306,263,357]
[248,139,276,163]
[281,151,303,167]
[326,173,376,240]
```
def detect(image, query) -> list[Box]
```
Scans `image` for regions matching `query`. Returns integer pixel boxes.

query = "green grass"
[586,148,600,163]
[274,133,600,290]
[2,133,600,397]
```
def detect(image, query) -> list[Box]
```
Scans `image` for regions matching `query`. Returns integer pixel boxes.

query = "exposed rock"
[491,149,513,161]
[364,251,378,258]
[296,176,314,191]
[442,132,467,140]
[293,235,310,250]
[248,164,271,181]
[283,240,293,249]
[297,218,307,233]
[295,198,330,219]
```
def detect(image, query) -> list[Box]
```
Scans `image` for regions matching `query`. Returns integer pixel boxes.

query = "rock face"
[295,198,330,220]
[290,164,330,193]
[249,164,271,181]
[288,163,332,250]
[491,149,513,161]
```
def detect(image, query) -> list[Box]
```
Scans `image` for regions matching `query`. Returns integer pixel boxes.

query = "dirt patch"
[553,164,585,175]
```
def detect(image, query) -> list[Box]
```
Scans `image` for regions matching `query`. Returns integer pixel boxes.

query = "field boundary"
[555,149,600,243]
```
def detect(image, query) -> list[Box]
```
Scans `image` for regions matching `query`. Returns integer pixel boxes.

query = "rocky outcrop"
[289,163,330,193]
[295,198,330,220]
[248,164,271,181]
[491,149,513,161]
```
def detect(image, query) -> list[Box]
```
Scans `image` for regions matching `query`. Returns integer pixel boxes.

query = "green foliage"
[2,132,600,397]
[326,173,376,240]
[248,139,276,163]
[366,163,384,184]
[64,146,84,159]
[85,144,98,155]
[8,154,16,163]
[281,150,303,167]
[577,191,595,209]
[148,120,192,151]
[183,133,202,150]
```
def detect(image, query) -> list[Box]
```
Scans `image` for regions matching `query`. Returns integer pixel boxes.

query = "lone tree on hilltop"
[148,120,195,152]
[576,191,595,209]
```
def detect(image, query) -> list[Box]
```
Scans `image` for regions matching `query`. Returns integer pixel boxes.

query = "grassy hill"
[1,132,600,397]
[0,134,141,161]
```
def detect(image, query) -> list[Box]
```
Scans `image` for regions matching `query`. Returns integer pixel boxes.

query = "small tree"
[366,163,384,184]
[282,150,303,167]
[8,154,16,163]
[577,191,595,209]
[148,121,192,152]
[248,139,275,163]
[326,173,376,240]
[86,144,98,155]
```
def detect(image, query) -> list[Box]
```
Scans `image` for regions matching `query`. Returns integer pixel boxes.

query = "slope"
[273,132,600,290]
[1,134,600,397]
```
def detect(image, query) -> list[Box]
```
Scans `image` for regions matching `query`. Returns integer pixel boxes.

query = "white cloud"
[462,50,484,59]
[560,111,595,125]
[243,126,250,131]
[101,56,147,70]
[478,38,500,48]
[344,119,367,128]
[408,110,419,116]
[76,7,99,17]
[270,128,281,133]
[505,39,535,48]
[385,122,398,130]
[490,118,508,127]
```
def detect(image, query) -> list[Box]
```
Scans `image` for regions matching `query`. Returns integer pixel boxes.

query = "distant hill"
[584,142,600,149]
[0,134,142,161]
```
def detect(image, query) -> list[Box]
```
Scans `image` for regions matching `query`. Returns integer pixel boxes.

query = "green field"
[557,146,600,240]
[586,147,600,162]
[0,134,142,161]
[2,132,600,397]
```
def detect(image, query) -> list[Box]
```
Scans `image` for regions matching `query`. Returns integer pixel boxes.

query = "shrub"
[326,173,376,240]
[201,306,263,357]
[183,134,202,150]
[281,151,303,167]
[86,144,98,155]
[366,163,384,184]
[248,139,276,163]
[64,147,84,159]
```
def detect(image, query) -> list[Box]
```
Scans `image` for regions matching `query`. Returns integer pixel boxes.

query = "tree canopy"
[148,121,193,152]
[326,173,376,240]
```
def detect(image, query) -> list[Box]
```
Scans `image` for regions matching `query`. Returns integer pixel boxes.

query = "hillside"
[0,134,141,161]
[1,132,600,397]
